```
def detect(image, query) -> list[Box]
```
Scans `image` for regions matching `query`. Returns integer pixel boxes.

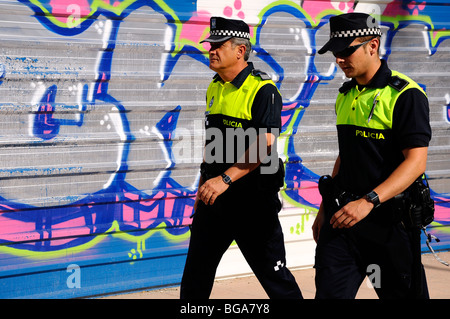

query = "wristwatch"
[221,173,232,186]
[365,191,381,208]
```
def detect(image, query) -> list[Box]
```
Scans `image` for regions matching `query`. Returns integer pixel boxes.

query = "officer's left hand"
[198,176,229,205]
[330,198,374,228]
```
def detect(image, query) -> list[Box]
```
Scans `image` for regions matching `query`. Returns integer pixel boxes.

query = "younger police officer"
[180,17,302,299]
[313,13,431,299]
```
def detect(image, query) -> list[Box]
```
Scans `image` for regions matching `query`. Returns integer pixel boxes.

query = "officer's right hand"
[198,176,229,205]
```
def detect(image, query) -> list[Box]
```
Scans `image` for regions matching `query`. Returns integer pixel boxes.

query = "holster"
[401,175,435,230]
[318,175,405,224]
[399,174,434,299]
[318,175,360,219]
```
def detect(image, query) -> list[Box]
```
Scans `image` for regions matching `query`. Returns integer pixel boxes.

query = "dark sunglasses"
[332,39,372,58]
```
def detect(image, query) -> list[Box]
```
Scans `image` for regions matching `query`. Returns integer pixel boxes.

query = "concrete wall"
[0,0,448,298]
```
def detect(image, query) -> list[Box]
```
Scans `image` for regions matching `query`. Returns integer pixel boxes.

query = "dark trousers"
[314,212,429,299]
[180,191,302,299]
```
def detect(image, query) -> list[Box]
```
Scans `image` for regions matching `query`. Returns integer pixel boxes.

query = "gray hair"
[230,37,251,61]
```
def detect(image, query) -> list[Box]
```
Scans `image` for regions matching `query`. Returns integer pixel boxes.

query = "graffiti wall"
[0,0,448,298]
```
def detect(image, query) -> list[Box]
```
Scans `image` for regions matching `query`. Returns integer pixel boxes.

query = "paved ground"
[102,251,450,299]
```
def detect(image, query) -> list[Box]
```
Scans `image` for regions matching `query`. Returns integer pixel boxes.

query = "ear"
[370,38,380,56]
[236,44,246,59]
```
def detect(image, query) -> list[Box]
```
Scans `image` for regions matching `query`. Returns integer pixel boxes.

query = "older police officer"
[180,16,302,299]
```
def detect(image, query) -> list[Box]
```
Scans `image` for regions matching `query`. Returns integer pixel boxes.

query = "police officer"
[180,16,302,299]
[312,12,432,299]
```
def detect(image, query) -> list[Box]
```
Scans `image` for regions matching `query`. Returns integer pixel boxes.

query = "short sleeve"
[251,83,282,129]
[392,88,432,150]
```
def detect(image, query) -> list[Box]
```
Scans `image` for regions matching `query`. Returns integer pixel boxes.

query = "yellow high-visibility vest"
[206,70,277,127]
[336,70,426,130]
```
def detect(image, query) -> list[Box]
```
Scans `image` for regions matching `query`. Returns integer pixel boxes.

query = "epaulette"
[338,79,357,95]
[251,69,271,80]
[388,75,409,92]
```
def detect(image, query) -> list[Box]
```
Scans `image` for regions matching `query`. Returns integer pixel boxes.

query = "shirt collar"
[213,62,254,89]
[339,59,391,94]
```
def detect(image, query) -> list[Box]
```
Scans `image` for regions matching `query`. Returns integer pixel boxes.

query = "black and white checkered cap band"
[210,29,250,39]
[331,27,382,38]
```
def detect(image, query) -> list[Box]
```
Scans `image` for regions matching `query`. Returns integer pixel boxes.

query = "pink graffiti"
[407,1,426,16]
[224,0,245,20]
[295,180,322,207]
[302,0,354,22]
[434,197,450,223]
[49,0,91,23]
[384,0,426,17]
[281,103,296,127]
[0,189,194,247]
[180,11,211,51]
[180,9,254,52]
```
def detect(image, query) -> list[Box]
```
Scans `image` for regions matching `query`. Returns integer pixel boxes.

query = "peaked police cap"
[200,16,250,43]
[318,12,382,54]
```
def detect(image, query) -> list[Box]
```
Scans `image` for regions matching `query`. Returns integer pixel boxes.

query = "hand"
[197,176,229,205]
[330,198,374,229]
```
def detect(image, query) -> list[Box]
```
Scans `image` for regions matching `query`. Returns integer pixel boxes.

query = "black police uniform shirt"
[203,62,282,192]
[335,59,432,196]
